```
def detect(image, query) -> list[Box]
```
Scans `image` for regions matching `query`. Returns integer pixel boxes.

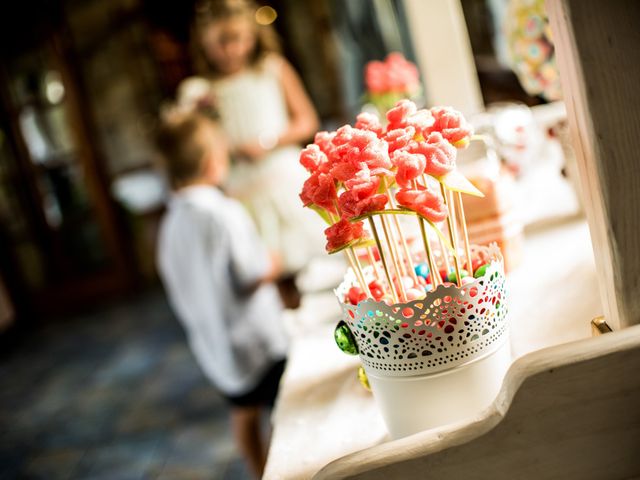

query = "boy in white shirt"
[155,112,288,478]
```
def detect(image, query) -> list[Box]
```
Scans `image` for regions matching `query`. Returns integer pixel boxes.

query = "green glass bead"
[334,321,359,355]
[447,269,469,283]
[474,264,489,278]
[358,366,371,391]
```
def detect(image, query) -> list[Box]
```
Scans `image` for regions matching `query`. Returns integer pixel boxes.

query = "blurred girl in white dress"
[178,0,324,307]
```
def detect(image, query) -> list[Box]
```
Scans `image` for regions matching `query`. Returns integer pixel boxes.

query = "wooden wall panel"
[546,0,640,328]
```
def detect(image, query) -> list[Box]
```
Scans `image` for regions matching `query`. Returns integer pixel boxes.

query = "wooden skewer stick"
[418,217,439,289]
[329,206,370,296]
[380,215,407,301]
[439,234,452,276]
[368,217,398,303]
[385,216,407,278]
[346,248,371,297]
[440,183,463,287]
[352,248,369,291]
[382,177,419,284]
[367,247,382,282]
[455,191,474,276]
[414,173,451,282]
[411,179,441,287]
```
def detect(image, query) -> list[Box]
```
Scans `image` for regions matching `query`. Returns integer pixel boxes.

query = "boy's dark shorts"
[224,359,286,408]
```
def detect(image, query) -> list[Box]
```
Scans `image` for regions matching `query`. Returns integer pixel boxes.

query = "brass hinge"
[591,316,612,336]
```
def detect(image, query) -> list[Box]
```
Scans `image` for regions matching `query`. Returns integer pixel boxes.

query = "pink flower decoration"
[395,182,447,223]
[386,99,417,130]
[385,53,420,92]
[299,172,337,214]
[324,218,366,252]
[355,112,384,137]
[299,144,328,173]
[313,131,339,168]
[344,166,380,193]
[314,131,337,155]
[365,53,420,95]
[364,61,387,94]
[392,150,426,188]
[339,169,388,218]
[330,128,393,182]
[333,126,378,151]
[339,190,388,219]
[330,160,366,183]
[427,106,473,147]
[360,137,393,172]
[385,126,415,154]
[405,109,435,135]
[410,132,457,177]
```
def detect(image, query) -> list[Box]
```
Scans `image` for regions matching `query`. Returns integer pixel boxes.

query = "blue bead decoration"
[414,262,430,278]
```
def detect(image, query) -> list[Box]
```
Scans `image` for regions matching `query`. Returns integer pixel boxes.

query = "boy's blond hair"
[155,111,221,189]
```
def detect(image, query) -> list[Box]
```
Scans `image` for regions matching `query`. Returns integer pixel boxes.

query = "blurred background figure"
[178,0,323,308]
[155,111,288,478]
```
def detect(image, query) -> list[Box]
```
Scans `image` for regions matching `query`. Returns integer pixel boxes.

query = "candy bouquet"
[299,100,511,438]
[364,53,422,115]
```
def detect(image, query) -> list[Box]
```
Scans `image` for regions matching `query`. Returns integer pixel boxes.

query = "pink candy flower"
[355,112,384,137]
[299,172,337,214]
[392,150,426,187]
[339,169,388,218]
[344,166,381,193]
[333,125,377,149]
[387,100,435,135]
[364,61,387,95]
[339,190,388,219]
[299,144,328,173]
[314,131,337,155]
[330,127,393,182]
[405,108,435,134]
[386,99,417,130]
[360,137,393,173]
[428,106,473,147]
[324,218,367,252]
[330,160,366,183]
[395,181,447,223]
[385,52,420,92]
[410,132,457,177]
[385,126,415,154]
[364,53,420,95]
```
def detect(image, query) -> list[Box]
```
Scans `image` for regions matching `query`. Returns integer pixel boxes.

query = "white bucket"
[366,337,511,439]
[336,245,510,439]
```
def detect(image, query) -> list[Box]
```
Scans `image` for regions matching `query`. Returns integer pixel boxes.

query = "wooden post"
[402,0,484,115]
[547,0,640,329]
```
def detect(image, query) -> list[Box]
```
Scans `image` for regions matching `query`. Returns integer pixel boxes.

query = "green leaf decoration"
[327,237,376,255]
[306,204,334,225]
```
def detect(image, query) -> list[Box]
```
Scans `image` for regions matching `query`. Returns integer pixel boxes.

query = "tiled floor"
[0,290,252,480]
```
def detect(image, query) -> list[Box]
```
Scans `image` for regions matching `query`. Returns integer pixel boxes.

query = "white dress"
[180,57,325,273]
